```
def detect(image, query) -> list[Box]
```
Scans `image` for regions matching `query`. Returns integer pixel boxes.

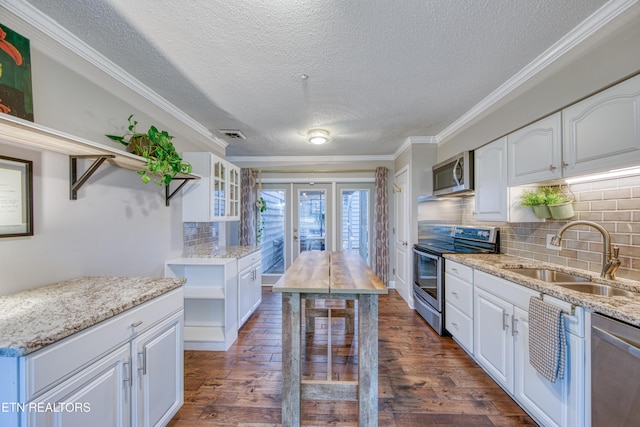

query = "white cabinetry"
[182,152,241,222]
[507,112,563,186]
[165,258,239,351]
[5,288,184,427]
[514,295,586,427]
[474,270,586,427]
[474,137,508,221]
[444,260,474,354]
[474,137,543,223]
[238,252,262,328]
[563,74,640,178]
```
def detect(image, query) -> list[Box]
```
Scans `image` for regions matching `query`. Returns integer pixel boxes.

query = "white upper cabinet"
[182,152,241,222]
[562,73,640,178]
[507,112,563,186]
[474,137,509,221]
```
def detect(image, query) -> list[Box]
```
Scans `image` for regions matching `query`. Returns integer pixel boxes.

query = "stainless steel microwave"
[432,151,474,196]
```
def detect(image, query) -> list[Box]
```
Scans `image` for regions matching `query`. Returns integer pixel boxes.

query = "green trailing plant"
[106,114,192,186]
[256,196,267,244]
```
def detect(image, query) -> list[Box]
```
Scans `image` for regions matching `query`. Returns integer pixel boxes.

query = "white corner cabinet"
[237,251,262,328]
[182,152,241,222]
[474,137,541,222]
[507,73,640,186]
[165,252,262,351]
[473,270,586,427]
[165,258,239,351]
[0,288,184,427]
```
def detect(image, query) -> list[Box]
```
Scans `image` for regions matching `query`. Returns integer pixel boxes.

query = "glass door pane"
[298,189,326,253]
[293,184,332,261]
[258,188,286,275]
[337,184,373,265]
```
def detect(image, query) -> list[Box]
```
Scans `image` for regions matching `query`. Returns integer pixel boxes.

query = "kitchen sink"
[555,283,639,298]
[504,267,591,283]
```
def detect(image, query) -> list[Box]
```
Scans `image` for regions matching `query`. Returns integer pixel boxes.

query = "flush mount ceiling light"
[307,129,331,145]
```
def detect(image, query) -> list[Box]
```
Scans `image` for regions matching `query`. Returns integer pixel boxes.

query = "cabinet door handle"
[451,322,459,329]
[138,348,147,375]
[451,267,459,274]
[549,164,557,171]
[131,321,143,328]
[502,311,510,331]
[123,356,132,386]
[512,317,519,336]
[451,291,459,298]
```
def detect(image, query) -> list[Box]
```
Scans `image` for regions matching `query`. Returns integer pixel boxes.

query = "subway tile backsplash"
[459,176,640,281]
[183,222,219,250]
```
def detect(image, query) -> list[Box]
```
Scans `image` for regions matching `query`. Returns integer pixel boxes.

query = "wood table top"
[272,251,387,295]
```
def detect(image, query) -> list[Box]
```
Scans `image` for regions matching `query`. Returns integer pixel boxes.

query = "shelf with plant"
[106,114,192,186]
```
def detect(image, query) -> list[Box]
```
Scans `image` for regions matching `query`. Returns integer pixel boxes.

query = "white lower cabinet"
[28,344,131,427]
[165,258,238,351]
[238,252,262,328]
[132,312,184,427]
[444,260,474,354]
[473,270,586,427]
[14,288,184,427]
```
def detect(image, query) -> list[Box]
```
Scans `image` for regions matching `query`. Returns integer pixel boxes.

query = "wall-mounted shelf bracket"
[165,177,197,207]
[70,155,115,200]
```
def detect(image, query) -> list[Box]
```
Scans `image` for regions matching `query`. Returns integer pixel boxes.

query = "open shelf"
[0,114,200,204]
[184,286,224,300]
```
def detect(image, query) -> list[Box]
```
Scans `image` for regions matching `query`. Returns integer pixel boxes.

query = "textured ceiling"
[23,0,609,157]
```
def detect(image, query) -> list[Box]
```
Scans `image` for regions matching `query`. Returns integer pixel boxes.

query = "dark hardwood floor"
[168,287,537,426]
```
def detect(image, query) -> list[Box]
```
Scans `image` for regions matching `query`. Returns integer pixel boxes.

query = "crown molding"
[226,154,394,165]
[393,136,437,159]
[1,0,227,151]
[436,0,639,144]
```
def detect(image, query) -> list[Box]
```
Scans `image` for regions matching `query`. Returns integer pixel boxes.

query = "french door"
[259,182,373,282]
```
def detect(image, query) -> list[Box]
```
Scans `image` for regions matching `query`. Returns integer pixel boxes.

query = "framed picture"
[0,155,33,237]
[0,23,34,121]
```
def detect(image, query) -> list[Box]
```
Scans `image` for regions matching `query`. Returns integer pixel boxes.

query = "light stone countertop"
[0,276,185,357]
[181,244,260,259]
[445,253,640,327]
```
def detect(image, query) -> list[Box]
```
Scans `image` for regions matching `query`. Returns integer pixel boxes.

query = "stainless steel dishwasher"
[591,313,640,426]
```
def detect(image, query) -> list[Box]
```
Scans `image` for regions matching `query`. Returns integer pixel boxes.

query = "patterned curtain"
[240,169,257,246]
[373,166,389,285]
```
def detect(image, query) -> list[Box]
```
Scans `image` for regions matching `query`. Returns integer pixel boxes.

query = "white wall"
[0,19,207,294]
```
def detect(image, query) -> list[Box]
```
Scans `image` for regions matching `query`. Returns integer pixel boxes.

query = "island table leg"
[358,293,378,427]
[282,292,301,426]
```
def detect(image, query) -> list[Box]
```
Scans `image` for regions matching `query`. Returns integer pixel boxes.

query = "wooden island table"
[273,251,388,426]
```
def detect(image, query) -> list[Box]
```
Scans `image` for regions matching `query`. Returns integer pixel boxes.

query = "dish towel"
[528,296,566,383]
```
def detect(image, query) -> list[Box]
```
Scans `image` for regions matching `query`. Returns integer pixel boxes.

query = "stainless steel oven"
[413,247,444,334]
[413,224,499,335]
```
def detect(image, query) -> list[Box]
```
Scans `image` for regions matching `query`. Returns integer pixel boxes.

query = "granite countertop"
[181,244,260,259]
[0,276,185,357]
[445,253,640,327]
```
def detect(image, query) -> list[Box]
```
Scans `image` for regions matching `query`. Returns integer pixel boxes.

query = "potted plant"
[545,187,574,219]
[106,114,191,185]
[519,188,551,219]
[256,196,267,245]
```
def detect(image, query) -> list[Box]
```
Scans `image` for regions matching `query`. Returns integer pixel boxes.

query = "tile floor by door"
[168,287,536,426]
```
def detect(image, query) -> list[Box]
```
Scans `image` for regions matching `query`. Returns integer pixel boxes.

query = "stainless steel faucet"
[550,220,621,280]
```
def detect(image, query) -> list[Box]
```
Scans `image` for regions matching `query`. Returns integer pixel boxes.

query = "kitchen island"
[273,251,387,427]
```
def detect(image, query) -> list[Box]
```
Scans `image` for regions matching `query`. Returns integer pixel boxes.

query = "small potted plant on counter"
[106,114,191,185]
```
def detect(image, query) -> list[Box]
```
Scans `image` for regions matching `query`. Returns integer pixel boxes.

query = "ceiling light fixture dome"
[307,129,331,145]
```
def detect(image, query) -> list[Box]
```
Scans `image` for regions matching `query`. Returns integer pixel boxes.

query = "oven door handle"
[413,247,439,259]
